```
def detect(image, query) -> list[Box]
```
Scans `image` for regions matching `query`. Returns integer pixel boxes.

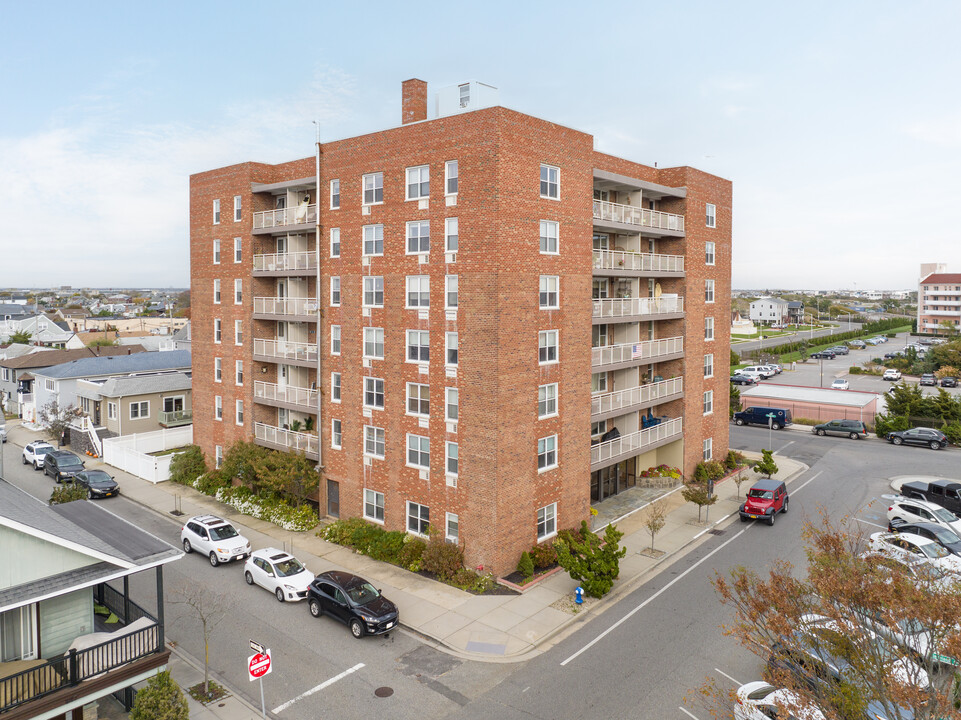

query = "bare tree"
[732,471,749,499]
[38,399,81,444]
[642,500,667,554]
[168,583,228,697]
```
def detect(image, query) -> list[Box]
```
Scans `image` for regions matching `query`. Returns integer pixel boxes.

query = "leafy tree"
[939,319,959,337]
[730,348,741,366]
[729,383,741,419]
[169,445,208,485]
[50,484,87,504]
[930,340,961,371]
[642,500,667,553]
[131,670,189,720]
[87,337,117,347]
[681,480,718,522]
[9,329,32,344]
[554,520,627,598]
[798,340,809,362]
[752,449,779,478]
[250,447,319,506]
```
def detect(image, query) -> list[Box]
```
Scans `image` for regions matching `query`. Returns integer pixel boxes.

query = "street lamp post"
[766,413,776,449]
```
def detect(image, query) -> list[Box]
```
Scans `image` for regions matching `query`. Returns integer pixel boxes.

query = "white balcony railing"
[592,295,684,320]
[591,417,683,466]
[252,252,317,273]
[253,204,317,230]
[593,250,684,274]
[253,297,318,316]
[593,200,684,233]
[925,309,961,317]
[591,377,683,417]
[255,422,318,456]
[253,338,318,363]
[254,381,318,409]
[591,336,684,367]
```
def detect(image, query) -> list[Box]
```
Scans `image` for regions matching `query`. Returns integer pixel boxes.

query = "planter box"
[497,564,563,593]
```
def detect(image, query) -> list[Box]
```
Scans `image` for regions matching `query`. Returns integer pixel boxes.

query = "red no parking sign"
[248,650,272,681]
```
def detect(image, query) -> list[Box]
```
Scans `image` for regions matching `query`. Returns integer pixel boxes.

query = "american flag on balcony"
[631,343,644,359]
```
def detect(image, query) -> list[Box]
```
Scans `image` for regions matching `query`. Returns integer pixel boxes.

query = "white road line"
[714,667,742,686]
[855,517,886,529]
[788,470,821,495]
[678,706,701,719]
[775,440,795,455]
[559,468,824,667]
[272,663,365,713]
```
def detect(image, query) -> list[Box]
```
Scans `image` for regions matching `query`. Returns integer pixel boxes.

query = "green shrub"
[752,449,779,478]
[724,449,746,470]
[50,484,88,505]
[450,567,480,589]
[168,445,207,485]
[365,530,407,563]
[530,542,557,568]
[517,551,534,579]
[321,517,370,545]
[422,534,465,580]
[131,670,188,720]
[195,472,230,495]
[554,521,627,598]
[942,422,961,446]
[398,536,427,572]
[848,366,862,374]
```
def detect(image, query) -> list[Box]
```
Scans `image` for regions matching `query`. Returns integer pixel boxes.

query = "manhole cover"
[374,687,394,698]
[707,528,725,536]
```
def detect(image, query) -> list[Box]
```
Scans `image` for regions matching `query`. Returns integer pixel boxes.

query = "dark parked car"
[886,427,949,450]
[941,377,958,388]
[883,351,904,360]
[73,469,119,499]
[43,451,85,482]
[812,419,868,439]
[920,374,937,386]
[888,520,961,556]
[307,571,399,639]
[809,350,836,359]
[900,479,961,516]
[730,374,757,386]
[739,479,789,526]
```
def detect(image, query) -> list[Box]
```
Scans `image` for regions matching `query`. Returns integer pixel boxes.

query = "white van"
[742,365,776,379]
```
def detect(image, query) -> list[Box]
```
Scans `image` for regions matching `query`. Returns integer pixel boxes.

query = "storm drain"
[375,687,394,698]
[707,528,725,536]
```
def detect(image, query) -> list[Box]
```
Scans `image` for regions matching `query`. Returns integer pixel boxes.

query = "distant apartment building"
[918,263,961,334]
[188,79,733,575]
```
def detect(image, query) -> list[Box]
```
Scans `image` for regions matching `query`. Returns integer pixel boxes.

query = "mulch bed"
[187,681,227,704]
[414,569,519,596]
[500,564,559,588]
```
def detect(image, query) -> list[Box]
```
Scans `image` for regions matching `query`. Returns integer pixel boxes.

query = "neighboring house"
[76,371,192,435]
[786,301,804,324]
[1,347,148,422]
[749,297,789,325]
[0,314,77,349]
[0,304,35,322]
[170,321,191,351]
[0,479,181,718]
[917,264,961,335]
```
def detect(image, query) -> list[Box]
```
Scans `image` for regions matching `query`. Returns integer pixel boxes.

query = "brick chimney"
[402,79,428,124]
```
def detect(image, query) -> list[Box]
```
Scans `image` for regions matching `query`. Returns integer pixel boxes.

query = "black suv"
[812,419,868,439]
[43,451,85,482]
[809,350,836,359]
[940,377,958,388]
[307,571,399,639]
[886,427,949,450]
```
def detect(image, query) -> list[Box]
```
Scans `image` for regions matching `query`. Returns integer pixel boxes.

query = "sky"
[1,1,959,290]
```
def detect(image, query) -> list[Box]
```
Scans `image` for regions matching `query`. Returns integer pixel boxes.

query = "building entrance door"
[326,480,339,518]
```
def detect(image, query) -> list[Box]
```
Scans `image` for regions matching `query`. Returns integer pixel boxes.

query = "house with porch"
[0,479,181,719]
[76,371,192,435]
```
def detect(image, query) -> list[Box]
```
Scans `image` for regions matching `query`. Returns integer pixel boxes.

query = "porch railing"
[592,200,684,233]
[252,338,318,363]
[591,377,683,417]
[591,417,683,467]
[158,410,192,427]
[253,204,317,230]
[253,381,318,409]
[252,251,317,273]
[253,297,318,317]
[592,295,684,319]
[591,336,684,367]
[254,422,318,456]
[593,250,684,273]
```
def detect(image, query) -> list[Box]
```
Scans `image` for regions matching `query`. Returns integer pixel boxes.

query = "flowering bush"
[638,464,682,479]
[183,475,318,532]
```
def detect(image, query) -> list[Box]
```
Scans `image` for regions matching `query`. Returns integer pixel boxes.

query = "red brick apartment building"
[189,78,732,575]
[917,263,961,335]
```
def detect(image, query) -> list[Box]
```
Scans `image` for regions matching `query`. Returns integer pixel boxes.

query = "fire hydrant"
[575,586,584,605]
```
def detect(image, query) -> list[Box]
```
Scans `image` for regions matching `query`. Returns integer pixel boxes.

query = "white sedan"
[734,681,824,720]
[830,378,849,390]
[244,548,315,602]
[22,441,56,470]
[883,369,902,381]
[868,531,961,575]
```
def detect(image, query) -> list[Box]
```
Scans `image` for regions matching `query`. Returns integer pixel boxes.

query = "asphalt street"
[733,320,864,355]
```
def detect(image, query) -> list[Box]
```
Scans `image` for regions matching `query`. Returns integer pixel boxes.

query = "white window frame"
[233,195,241,222]
[538,383,558,419]
[406,500,430,536]
[591,372,608,394]
[363,224,384,256]
[706,203,716,228]
[363,276,384,307]
[364,488,385,522]
[539,329,559,365]
[703,390,714,416]
[445,511,459,542]
[236,399,244,426]
[406,383,430,417]
[445,332,458,366]
[364,377,384,410]
[330,276,341,306]
[235,360,243,386]
[364,426,385,459]
[407,434,430,470]
[705,279,715,304]
[331,418,342,449]
[705,241,716,266]
[330,228,340,258]
[107,401,117,420]
[445,387,458,424]
[537,502,557,541]
[445,275,458,309]
[406,275,430,308]
[329,179,340,209]
[445,217,458,252]
[704,353,714,379]
[363,327,384,360]
[705,317,715,341]
[539,220,559,255]
[703,438,713,462]
[44,378,56,392]
[234,319,242,346]
[214,318,221,344]
[214,396,222,421]
[406,220,430,255]
[215,445,223,469]
[445,160,458,195]
[539,275,559,309]
[363,172,383,205]
[540,164,560,200]
[538,435,557,472]
[234,279,242,305]
[214,357,222,383]
[212,239,221,264]
[331,372,341,403]
[213,279,221,304]
[446,442,458,477]
[129,400,149,420]
[406,165,429,201]
[406,329,430,363]
[213,199,220,224]
[331,325,341,355]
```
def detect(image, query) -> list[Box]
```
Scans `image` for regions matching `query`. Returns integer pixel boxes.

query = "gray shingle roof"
[89,371,192,398]
[36,349,191,379]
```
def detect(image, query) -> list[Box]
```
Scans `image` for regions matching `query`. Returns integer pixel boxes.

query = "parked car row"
[20,442,121,497]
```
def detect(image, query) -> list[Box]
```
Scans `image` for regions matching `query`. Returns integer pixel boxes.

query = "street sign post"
[247,648,271,719]
[249,639,266,655]
[766,412,776,448]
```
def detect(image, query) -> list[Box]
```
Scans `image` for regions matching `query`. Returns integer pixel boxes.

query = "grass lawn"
[147,446,189,457]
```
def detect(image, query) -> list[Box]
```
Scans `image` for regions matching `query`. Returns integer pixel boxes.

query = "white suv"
[887,497,961,536]
[867,531,961,575]
[181,515,251,567]
[883,368,902,381]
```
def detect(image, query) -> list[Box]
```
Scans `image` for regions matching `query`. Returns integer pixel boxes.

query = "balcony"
[592,295,684,323]
[591,417,683,470]
[593,200,684,236]
[591,336,684,370]
[254,422,319,460]
[924,309,961,317]
[252,204,317,232]
[253,297,319,322]
[591,377,683,421]
[593,249,684,277]
[253,338,318,368]
[158,410,192,427]
[254,380,318,412]
[252,251,317,277]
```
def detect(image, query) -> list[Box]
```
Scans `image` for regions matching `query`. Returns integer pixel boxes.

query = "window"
[540,164,559,200]
[214,396,222,421]
[446,511,459,542]
[591,421,606,437]
[234,279,242,305]
[214,318,221,343]
[234,320,242,345]
[215,445,223,469]
[363,276,384,307]
[446,332,458,365]
[703,390,713,415]
[704,353,714,379]
[214,357,222,383]
[406,165,429,200]
[363,225,384,256]
[236,400,244,425]
[330,228,340,258]
[591,372,608,394]
[538,435,557,471]
[213,239,221,264]
[407,221,430,254]
[364,377,384,409]
[331,419,342,449]
[363,172,383,205]
[130,401,149,420]
[705,241,716,266]
[364,488,384,521]
[106,401,117,420]
[537,503,557,540]
[331,372,341,403]
[331,325,341,355]
[539,276,559,309]
[407,501,430,535]
[364,327,384,359]
[233,195,241,222]
[445,275,458,309]
[406,276,430,308]
[445,443,459,478]
[330,179,340,209]
[213,199,220,224]
[540,220,559,254]
[364,426,385,458]
[538,383,558,419]
[539,330,558,364]
[703,438,713,461]
[705,317,715,341]
[445,387,458,423]
[445,217,458,252]
[44,378,56,392]
[705,279,715,304]
[445,160,458,195]
[235,360,243,386]
[407,383,429,416]
[706,203,716,228]
[459,83,470,107]
[330,277,341,306]
[407,330,430,362]
[407,435,430,469]
[213,279,221,304]
[1,368,7,382]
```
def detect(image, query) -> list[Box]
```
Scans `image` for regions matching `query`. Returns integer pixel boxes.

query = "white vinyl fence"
[102,427,193,484]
